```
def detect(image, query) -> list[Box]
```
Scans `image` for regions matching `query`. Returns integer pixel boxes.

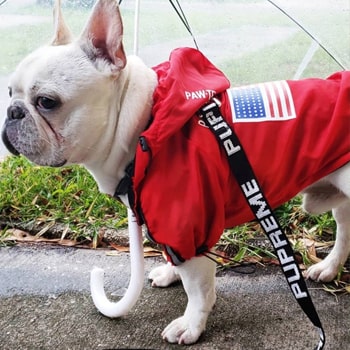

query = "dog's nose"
[7,105,25,120]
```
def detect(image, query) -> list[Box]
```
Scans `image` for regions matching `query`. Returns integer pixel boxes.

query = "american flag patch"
[228,81,296,122]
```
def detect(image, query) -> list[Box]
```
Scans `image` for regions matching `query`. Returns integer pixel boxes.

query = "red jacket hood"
[145,48,230,152]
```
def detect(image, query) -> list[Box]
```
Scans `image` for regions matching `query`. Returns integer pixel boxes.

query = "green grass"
[0,156,127,242]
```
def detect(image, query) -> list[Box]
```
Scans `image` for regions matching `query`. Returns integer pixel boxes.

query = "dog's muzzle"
[1,105,26,156]
[2,124,20,156]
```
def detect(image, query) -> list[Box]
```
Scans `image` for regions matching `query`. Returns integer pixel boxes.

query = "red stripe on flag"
[273,82,284,118]
[264,84,274,118]
[281,81,292,116]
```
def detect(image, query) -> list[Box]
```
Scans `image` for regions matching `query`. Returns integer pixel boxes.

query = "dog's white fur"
[2,0,349,345]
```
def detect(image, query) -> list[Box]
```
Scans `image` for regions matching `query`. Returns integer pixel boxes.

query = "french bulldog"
[2,0,350,345]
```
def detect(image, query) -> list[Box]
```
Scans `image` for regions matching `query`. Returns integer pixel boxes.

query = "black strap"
[114,161,135,208]
[198,99,325,350]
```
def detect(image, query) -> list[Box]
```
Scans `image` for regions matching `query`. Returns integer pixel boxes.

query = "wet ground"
[0,245,349,349]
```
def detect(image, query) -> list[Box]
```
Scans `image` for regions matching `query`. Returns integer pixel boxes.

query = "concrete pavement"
[0,245,349,349]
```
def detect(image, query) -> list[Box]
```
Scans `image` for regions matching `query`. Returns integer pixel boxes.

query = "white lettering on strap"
[223,139,241,156]
[202,109,241,156]
[261,215,279,233]
[277,248,294,265]
[241,179,259,198]
[269,229,287,248]
[248,193,271,219]
[291,283,308,299]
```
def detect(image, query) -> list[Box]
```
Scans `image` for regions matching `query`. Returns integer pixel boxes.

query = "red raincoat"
[131,48,350,265]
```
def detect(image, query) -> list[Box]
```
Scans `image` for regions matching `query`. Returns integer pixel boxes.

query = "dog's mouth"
[1,121,67,167]
[1,125,20,156]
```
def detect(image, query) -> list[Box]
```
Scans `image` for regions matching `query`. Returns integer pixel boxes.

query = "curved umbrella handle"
[90,209,144,318]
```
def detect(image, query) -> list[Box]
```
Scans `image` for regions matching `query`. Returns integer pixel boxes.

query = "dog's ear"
[79,0,126,74]
[51,0,73,46]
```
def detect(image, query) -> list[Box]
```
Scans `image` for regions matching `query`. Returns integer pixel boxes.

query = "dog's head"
[2,0,127,167]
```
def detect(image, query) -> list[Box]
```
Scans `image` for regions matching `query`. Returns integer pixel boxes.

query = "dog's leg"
[305,200,350,281]
[302,187,348,214]
[303,164,350,282]
[149,262,181,287]
[161,256,216,344]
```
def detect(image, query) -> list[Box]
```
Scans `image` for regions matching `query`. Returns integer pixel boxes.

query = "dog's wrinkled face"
[2,43,115,167]
[2,0,127,169]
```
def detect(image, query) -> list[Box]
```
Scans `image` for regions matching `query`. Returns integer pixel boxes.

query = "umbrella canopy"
[130,0,349,83]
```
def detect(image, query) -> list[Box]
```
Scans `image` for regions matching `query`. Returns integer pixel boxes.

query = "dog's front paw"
[149,263,180,287]
[162,315,203,345]
[305,259,340,282]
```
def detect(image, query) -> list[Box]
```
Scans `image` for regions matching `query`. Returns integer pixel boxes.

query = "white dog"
[2,0,349,345]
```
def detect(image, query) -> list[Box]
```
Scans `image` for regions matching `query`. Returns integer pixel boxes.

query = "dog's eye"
[37,97,59,110]
[8,87,12,98]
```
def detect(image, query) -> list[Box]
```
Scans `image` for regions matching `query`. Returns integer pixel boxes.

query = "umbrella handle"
[90,209,144,318]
